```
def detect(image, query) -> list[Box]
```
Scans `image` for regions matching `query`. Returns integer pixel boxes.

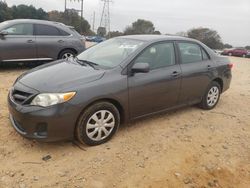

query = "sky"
[4,0,250,46]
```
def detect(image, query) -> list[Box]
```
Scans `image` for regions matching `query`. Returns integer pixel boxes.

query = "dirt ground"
[0,56,249,188]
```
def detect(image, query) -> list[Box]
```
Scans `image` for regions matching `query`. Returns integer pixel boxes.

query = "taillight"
[228,63,234,69]
[80,37,86,46]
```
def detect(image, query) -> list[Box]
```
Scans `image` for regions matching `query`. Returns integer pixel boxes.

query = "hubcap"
[86,110,115,141]
[207,86,219,107]
[62,53,73,59]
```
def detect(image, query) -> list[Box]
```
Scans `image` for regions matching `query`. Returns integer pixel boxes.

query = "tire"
[228,53,232,56]
[58,49,76,59]
[75,102,120,146]
[199,81,221,110]
[242,54,246,58]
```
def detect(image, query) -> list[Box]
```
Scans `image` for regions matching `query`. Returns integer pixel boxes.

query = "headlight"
[31,92,76,107]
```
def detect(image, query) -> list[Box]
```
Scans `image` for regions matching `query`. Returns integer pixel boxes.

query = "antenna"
[99,0,112,36]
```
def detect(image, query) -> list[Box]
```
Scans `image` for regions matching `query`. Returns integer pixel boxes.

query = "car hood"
[17,60,105,93]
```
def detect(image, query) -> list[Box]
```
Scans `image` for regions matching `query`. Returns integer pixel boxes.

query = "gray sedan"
[8,35,232,146]
[0,19,85,63]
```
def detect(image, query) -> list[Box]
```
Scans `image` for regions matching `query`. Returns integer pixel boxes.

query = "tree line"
[111,20,236,50]
[0,2,93,34]
[1,2,248,50]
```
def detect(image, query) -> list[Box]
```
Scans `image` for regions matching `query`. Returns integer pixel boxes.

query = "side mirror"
[131,63,150,74]
[0,30,8,36]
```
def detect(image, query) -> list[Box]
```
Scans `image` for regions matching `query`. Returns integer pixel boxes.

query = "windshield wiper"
[75,58,99,69]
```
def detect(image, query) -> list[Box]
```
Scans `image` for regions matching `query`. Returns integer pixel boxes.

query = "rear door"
[177,42,212,104]
[34,24,67,60]
[0,23,36,61]
[233,49,241,56]
[128,42,182,119]
[234,48,246,56]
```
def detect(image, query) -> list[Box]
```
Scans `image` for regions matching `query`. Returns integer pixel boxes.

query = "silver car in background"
[0,19,86,63]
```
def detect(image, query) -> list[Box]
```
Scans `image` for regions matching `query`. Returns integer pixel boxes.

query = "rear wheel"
[199,81,221,110]
[76,102,120,146]
[59,49,76,59]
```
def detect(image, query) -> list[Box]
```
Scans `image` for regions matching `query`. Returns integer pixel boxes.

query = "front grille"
[11,89,33,105]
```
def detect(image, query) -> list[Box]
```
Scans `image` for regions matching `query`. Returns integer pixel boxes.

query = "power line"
[99,0,112,36]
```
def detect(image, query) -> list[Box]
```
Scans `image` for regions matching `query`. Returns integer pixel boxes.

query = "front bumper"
[8,94,80,142]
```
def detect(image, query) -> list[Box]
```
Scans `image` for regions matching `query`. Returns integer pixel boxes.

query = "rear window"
[59,29,70,36]
[35,24,61,36]
[70,28,82,37]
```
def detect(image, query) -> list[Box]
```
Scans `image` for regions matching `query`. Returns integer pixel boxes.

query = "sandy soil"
[0,56,249,188]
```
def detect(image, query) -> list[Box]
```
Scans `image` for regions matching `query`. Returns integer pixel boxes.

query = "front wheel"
[199,81,221,110]
[59,49,76,59]
[75,102,120,146]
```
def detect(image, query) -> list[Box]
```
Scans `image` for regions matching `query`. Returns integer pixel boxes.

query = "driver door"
[128,42,182,119]
[0,23,36,62]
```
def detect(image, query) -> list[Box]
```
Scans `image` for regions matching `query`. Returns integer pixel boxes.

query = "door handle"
[58,40,64,43]
[207,65,212,70]
[27,39,35,43]
[171,71,181,77]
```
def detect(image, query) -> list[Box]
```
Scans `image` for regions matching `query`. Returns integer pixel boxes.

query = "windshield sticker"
[119,45,138,49]
[150,47,156,54]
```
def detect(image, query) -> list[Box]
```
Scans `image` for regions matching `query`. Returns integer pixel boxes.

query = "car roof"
[3,19,71,28]
[117,34,217,60]
[117,34,197,43]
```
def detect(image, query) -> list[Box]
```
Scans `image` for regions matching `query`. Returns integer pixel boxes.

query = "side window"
[202,48,209,60]
[59,29,70,36]
[5,23,33,35]
[35,24,61,36]
[178,42,202,64]
[134,42,176,70]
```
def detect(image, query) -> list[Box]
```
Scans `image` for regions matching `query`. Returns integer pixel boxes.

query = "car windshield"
[0,21,9,30]
[77,38,145,69]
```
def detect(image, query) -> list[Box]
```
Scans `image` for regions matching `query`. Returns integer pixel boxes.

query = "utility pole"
[92,11,96,32]
[107,0,110,36]
[80,0,83,34]
[65,0,84,34]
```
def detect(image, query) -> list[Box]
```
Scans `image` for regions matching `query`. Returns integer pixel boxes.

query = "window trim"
[176,41,210,64]
[4,23,34,36]
[128,41,178,72]
[201,47,210,61]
